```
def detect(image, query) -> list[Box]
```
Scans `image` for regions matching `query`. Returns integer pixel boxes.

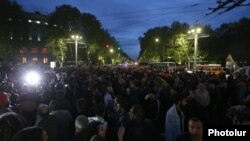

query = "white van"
[231,66,250,79]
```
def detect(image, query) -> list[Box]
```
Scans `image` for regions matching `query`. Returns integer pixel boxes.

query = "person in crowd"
[119,104,159,141]
[117,125,125,141]
[71,115,89,141]
[176,117,204,141]
[143,87,159,122]
[35,104,49,126]
[39,100,73,141]
[194,82,210,108]
[12,126,48,141]
[88,103,108,129]
[75,98,90,117]
[0,92,13,115]
[165,91,190,141]
[227,92,250,125]
[3,63,247,141]
[90,134,106,141]
[194,82,210,124]
[109,97,130,141]
[114,98,130,130]
[0,112,28,141]
[158,81,172,130]
[15,93,40,126]
[53,83,71,111]
[181,87,199,130]
[87,121,107,141]
[103,86,115,118]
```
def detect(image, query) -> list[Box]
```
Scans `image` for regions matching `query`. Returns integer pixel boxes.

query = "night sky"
[16,0,250,60]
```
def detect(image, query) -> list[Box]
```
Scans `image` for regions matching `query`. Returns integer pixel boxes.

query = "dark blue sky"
[16,0,250,60]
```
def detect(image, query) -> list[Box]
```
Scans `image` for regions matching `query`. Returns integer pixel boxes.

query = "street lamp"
[71,35,82,65]
[187,27,209,70]
[155,38,164,62]
[110,48,114,53]
[155,38,159,43]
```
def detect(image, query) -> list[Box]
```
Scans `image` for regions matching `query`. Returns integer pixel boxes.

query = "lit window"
[8,18,12,21]
[22,57,27,63]
[42,48,48,54]
[44,22,48,25]
[28,20,32,23]
[31,48,38,54]
[32,57,38,62]
[36,21,41,24]
[43,58,48,63]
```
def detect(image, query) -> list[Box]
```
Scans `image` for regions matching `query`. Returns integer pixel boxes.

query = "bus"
[149,62,176,72]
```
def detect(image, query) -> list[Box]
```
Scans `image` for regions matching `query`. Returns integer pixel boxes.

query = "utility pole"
[71,35,82,65]
[187,27,209,70]
[66,35,86,65]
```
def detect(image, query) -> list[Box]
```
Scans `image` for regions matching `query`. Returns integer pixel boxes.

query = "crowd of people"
[0,63,250,141]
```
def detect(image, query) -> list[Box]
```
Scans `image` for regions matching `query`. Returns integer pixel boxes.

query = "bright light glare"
[110,49,114,53]
[155,38,159,42]
[196,28,201,33]
[24,71,40,85]
[187,70,193,74]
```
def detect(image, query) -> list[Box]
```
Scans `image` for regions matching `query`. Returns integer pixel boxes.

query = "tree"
[213,18,250,66]
[198,25,220,64]
[46,37,67,67]
[45,5,82,66]
[138,21,190,62]
[47,4,82,36]
[139,26,171,62]
[45,5,131,65]
[168,34,193,67]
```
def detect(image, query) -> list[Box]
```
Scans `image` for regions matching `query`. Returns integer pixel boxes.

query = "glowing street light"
[110,48,114,53]
[71,35,82,65]
[155,38,159,43]
[155,38,164,62]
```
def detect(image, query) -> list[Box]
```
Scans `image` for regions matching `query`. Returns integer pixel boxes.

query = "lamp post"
[71,35,82,65]
[109,48,114,64]
[187,27,209,70]
[155,38,164,62]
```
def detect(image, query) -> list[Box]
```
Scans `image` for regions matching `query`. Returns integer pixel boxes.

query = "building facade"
[18,12,50,65]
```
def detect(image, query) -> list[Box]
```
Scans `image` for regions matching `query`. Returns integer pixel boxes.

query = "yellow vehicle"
[196,64,224,75]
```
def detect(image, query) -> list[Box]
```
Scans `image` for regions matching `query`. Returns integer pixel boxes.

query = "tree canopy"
[138,18,250,67]
[45,4,130,65]
[0,0,27,61]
